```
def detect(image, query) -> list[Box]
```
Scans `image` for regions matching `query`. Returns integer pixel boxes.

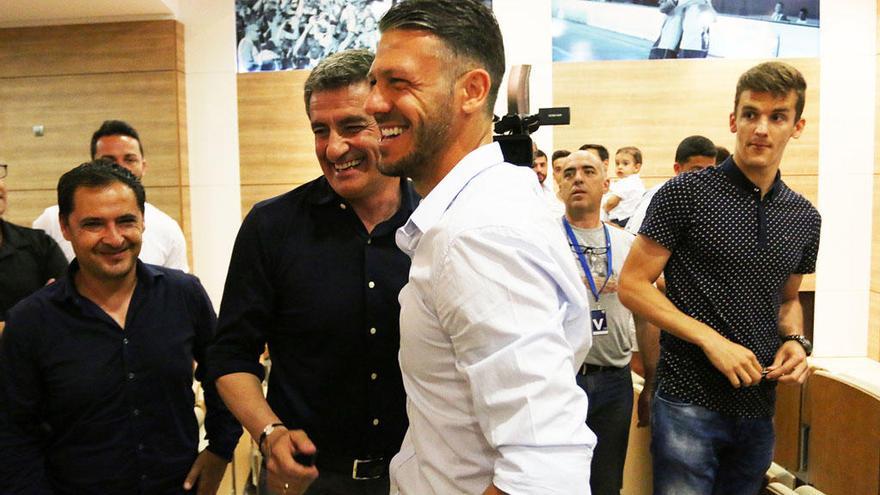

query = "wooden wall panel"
[0,21,180,78]
[238,71,318,186]
[552,57,820,183]
[0,71,182,190]
[0,20,188,266]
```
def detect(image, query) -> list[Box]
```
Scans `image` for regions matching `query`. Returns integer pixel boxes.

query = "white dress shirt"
[391,142,595,495]
[33,203,189,272]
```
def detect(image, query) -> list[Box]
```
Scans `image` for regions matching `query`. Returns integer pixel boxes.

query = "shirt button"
[141,474,147,481]
[138,443,145,451]
[367,238,372,245]
[371,372,378,380]
[372,418,379,426]
[368,281,375,289]
[127,372,135,380]
[123,338,129,345]
[339,203,347,210]
[133,408,140,416]
[370,327,377,335]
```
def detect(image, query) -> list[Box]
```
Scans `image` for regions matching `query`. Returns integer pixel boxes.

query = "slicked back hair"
[379,0,505,116]
[303,49,375,115]
[58,159,146,224]
[90,120,144,159]
[552,149,571,162]
[675,135,716,164]
[735,61,807,121]
[578,144,609,162]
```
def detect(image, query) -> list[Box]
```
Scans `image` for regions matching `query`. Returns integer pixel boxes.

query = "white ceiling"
[0,0,178,28]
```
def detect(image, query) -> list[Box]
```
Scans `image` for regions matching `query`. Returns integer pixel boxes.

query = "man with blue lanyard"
[559,150,643,495]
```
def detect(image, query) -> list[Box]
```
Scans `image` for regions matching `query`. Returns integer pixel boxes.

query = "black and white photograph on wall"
[236,0,493,72]
[551,0,819,62]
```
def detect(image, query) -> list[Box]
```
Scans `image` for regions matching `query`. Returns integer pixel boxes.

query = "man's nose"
[326,132,349,162]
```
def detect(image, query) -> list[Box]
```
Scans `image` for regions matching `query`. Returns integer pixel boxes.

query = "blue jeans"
[576,365,633,495]
[651,388,775,495]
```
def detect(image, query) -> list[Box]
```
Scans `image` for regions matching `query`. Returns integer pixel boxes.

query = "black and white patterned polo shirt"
[640,157,821,418]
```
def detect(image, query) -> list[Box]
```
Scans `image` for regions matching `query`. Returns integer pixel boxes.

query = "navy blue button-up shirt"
[209,176,416,468]
[0,261,241,494]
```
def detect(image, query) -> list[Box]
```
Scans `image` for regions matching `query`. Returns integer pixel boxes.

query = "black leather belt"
[579,363,626,375]
[318,456,388,480]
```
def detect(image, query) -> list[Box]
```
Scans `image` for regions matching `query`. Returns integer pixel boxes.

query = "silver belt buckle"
[352,458,383,480]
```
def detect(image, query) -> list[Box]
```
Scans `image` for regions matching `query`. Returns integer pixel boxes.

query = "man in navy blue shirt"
[620,62,820,494]
[0,161,241,494]
[210,49,415,495]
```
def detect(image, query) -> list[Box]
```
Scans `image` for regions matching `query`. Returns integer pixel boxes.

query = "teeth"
[381,127,404,138]
[335,159,361,171]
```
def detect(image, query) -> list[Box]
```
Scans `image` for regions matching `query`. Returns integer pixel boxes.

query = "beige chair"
[766,461,796,489]
[793,485,826,495]
[765,481,798,495]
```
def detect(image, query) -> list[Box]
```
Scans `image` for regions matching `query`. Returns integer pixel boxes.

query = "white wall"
[813,0,876,357]
[178,0,242,309]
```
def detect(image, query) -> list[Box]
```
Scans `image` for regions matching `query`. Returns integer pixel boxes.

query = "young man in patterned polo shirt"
[619,61,821,494]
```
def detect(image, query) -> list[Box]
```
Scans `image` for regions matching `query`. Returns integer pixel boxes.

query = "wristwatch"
[781,335,812,356]
[259,422,285,455]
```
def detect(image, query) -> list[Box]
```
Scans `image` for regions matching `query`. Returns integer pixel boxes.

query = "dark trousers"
[576,365,633,495]
[259,461,389,495]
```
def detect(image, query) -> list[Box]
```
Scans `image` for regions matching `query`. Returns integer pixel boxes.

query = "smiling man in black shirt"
[0,161,241,494]
[620,61,821,494]
[210,49,415,495]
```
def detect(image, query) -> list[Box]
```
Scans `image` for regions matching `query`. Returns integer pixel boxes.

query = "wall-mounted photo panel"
[552,0,818,62]
[236,0,493,72]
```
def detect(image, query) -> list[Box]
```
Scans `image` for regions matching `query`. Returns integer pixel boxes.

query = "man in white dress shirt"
[33,120,188,272]
[365,1,595,494]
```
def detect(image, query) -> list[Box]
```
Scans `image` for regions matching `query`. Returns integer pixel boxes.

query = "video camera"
[493,64,570,167]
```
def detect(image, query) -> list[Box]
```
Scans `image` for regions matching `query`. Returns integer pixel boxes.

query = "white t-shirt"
[606,174,645,221]
[33,202,189,272]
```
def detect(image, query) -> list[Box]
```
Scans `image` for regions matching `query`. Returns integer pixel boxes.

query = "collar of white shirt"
[396,142,505,256]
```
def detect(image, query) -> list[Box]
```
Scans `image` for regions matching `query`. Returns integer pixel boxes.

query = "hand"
[764,340,810,384]
[700,333,763,388]
[636,381,652,428]
[264,428,319,495]
[183,449,229,494]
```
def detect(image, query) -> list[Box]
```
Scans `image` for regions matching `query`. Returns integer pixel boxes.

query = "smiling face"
[309,81,396,204]
[365,29,457,184]
[730,89,804,174]
[559,151,609,217]
[61,182,143,283]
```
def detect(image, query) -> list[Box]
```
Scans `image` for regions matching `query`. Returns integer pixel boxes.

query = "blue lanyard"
[563,218,612,302]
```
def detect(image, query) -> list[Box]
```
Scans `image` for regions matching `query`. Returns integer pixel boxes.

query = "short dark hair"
[379,0,505,115]
[675,135,716,163]
[90,120,144,159]
[551,149,571,162]
[578,144,609,162]
[714,146,731,164]
[58,159,146,223]
[303,49,375,115]
[735,61,807,121]
[534,149,547,159]
[616,146,643,165]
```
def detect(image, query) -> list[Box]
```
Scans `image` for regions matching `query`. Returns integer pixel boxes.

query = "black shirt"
[640,158,821,418]
[209,176,416,469]
[0,219,67,320]
[0,261,242,494]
